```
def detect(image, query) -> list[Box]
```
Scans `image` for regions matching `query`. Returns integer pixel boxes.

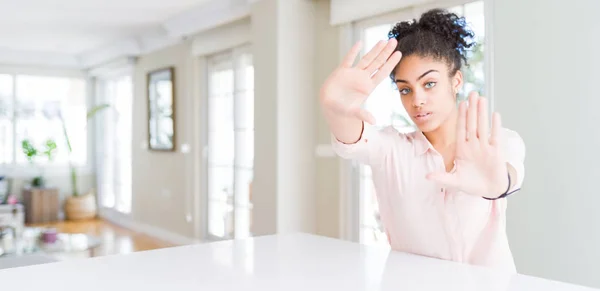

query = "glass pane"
[114,76,133,214]
[15,117,64,165]
[245,66,254,91]
[208,166,234,203]
[461,0,486,99]
[448,5,464,16]
[208,129,234,166]
[208,200,234,238]
[99,80,116,209]
[208,95,234,131]
[14,75,87,165]
[0,75,13,164]
[0,120,13,164]
[464,1,485,39]
[235,55,252,91]
[210,70,234,96]
[235,130,253,169]
[234,168,253,207]
[0,74,13,98]
[208,49,254,240]
[234,90,254,130]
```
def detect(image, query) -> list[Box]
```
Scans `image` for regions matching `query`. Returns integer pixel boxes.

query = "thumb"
[426,172,460,189]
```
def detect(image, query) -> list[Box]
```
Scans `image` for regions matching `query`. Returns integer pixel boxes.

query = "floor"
[27,218,176,258]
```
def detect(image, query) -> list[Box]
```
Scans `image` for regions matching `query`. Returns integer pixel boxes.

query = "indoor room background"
[0,0,599,289]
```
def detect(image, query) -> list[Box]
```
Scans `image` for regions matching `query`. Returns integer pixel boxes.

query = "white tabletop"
[0,233,596,290]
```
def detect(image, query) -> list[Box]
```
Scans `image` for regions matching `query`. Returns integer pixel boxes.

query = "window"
[96,75,133,214]
[206,45,254,240]
[352,0,486,246]
[0,74,88,168]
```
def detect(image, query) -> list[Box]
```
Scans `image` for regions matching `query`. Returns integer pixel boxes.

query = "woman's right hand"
[320,38,402,125]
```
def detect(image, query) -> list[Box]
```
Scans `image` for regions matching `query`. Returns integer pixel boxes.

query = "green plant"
[21,139,38,163]
[60,104,109,197]
[21,138,57,187]
[42,139,57,161]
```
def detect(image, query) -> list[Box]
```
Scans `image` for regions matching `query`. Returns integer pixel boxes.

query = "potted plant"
[60,104,110,220]
[21,138,57,188]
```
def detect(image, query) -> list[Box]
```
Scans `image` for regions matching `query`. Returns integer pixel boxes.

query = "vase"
[64,191,97,220]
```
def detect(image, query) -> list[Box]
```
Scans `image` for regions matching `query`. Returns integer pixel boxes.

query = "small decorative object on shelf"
[41,228,58,244]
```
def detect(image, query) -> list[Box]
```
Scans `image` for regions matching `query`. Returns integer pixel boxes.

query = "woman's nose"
[412,92,427,108]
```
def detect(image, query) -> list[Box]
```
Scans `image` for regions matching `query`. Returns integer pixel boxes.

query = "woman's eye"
[399,88,411,95]
[425,82,436,89]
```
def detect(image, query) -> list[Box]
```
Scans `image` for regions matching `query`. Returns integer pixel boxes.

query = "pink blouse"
[331,124,526,272]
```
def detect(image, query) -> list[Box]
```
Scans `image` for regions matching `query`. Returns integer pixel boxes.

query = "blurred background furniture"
[22,188,60,224]
[0,226,102,269]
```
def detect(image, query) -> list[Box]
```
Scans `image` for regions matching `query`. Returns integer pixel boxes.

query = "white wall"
[493,0,600,288]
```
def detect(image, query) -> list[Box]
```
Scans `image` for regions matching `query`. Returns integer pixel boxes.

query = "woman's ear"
[452,70,463,95]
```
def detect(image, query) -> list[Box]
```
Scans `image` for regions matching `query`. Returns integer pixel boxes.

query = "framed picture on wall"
[147,67,176,151]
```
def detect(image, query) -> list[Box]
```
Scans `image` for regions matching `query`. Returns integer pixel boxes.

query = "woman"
[320,9,525,272]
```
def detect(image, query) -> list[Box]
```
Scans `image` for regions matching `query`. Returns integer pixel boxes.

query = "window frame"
[341,0,494,244]
[203,43,254,242]
[0,67,94,178]
[94,71,134,215]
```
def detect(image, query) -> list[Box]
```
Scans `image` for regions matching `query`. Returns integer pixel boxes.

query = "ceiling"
[0,0,214,63]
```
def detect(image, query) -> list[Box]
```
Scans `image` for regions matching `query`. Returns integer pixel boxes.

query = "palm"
[321,39,402,124]
[323,69,374,115]
[427,94,509,198]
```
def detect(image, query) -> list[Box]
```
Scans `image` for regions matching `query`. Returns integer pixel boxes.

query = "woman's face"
[393,55,462,133]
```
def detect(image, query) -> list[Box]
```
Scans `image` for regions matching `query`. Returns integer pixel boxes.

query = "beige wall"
[250,0,279,235]
[313,0,342,238]
[131,42,196,238]
[252,0,319,235]
[124,0,343,241]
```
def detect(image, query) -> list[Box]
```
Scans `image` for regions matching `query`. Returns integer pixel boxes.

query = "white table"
[0,233,596,290]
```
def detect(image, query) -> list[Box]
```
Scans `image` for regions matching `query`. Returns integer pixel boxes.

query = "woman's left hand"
[426,92,509,198]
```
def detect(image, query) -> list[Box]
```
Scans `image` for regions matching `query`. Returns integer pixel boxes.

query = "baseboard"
[98,208,201,246]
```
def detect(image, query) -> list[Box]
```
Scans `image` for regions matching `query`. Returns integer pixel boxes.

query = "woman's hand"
[426,92,509,198]
[320,39,402,125]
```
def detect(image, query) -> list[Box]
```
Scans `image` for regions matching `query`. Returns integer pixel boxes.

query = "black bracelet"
[483,172,520,200]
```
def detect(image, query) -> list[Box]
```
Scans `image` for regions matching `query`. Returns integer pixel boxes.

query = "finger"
[490,112,502,147]
[355,108,376,125]
[371,51,402,84]
[466,92,479,141]
[456,101,467,143]
[426,172,460,190]
[355,40,388,70]
[364,39,398,75]
[340,41,363,68]
[477,96,489,144]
